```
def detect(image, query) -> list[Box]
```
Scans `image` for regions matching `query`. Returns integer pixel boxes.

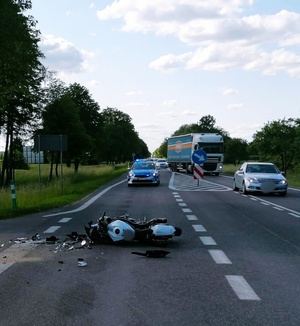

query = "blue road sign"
[192,149,207,165]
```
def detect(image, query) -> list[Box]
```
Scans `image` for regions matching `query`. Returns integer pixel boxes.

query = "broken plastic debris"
[32,233,42,241]
[78,258,87,267]
[131,250,170,258]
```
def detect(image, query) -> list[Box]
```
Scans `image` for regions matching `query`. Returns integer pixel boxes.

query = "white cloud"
[126,91,142,96]
[125,102,150,107]
[222,88,238,96]
[39,35,94,75]
[97,1,300,77]
[87,79,101,88]
[182,109,198,116]
[149,52,192,71]
[227,103,244,110]
[162,99,178,106]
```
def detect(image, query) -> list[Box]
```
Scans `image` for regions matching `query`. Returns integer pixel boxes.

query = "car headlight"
[129,172,135,177]
[247,177,258,183]
[279,180,287,184]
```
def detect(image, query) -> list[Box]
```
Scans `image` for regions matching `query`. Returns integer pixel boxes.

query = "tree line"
[0,0,149,187]
[153,115,300,175]
[1,1,299,188]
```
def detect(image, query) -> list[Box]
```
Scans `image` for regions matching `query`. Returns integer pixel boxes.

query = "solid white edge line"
[43,179,127,217]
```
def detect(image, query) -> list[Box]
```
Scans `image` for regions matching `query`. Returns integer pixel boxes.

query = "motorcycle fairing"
[107,220,135,241]
[151,224,176,237]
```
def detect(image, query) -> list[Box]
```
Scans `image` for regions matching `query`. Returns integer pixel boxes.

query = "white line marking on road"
[192,225,207,232]
[289,213,300,218]
[186,215,198,220]
[200,236,217,245]
[273,207,283,211]
[43,226,61,233]
[0,243,33,274]
[208,249,232,264]
[58,218,72,223]
[250,197,257,201]
[178,203,187,207]
[176,198,183,202]
[226,275,261,301]
[261,202,269,206]
[248,195,300,217]
[174,195,181,198]
[43,179,127,217]
[182,208,192,213]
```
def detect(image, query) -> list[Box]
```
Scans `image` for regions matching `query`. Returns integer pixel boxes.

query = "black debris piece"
[66,232,87,242]
[46,236,59,243]
[131,250,170,258]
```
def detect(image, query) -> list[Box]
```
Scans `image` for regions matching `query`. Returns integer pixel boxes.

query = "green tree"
[41,94,92,176]
[154,138,168,158]
[250,118,299,174]
[0,0,45,187]
[101,107,149,163]
[224,138,249,165]
[66,83,102,164]
[172,115,229,138]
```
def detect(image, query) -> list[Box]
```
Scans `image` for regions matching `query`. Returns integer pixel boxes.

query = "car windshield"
[157,159,166,163]
[133,162,155,170]
[246,164,279,174]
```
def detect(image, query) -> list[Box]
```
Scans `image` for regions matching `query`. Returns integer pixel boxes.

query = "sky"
[2,0,300,153]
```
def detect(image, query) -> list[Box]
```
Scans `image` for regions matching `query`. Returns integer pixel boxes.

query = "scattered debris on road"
[131,250,170,258]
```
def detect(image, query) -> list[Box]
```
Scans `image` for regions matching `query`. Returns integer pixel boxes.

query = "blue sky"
[2,0,300,153]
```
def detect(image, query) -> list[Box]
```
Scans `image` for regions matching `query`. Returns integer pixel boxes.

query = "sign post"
[192,149,207,186]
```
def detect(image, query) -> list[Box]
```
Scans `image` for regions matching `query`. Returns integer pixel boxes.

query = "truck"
[167,133,224,175]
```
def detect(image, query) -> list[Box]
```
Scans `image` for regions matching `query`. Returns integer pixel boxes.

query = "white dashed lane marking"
[226,275,261,301]
[178,203,187,207]
[172,185,261,301]
[187,215,198,220]
[58,218,72,223]
[43,226,61,233]
[208,249,232,264]
[200,236,217,245]
[192,225,207,232]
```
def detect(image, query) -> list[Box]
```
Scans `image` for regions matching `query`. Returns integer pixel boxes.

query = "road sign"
[192,149,207,165]
[194,164,204,180]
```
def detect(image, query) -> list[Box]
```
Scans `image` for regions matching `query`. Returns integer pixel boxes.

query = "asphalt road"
[1,169,300,326]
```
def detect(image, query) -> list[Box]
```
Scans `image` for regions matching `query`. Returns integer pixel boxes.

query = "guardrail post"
[10,180,17,208]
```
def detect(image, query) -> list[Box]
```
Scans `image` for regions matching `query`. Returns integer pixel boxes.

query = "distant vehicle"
[155,159,168,169]
[127,161,160,186]
[233,162,288,196]
[167,133,224,175]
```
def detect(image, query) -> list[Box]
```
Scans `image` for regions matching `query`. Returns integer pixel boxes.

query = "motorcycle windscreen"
[151,224,175,236]
[107,220,135,241]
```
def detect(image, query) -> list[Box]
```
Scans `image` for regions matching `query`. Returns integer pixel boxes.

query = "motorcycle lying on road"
[85,212,182,246]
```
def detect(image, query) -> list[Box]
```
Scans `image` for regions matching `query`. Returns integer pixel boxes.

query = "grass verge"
[0,164,128,219]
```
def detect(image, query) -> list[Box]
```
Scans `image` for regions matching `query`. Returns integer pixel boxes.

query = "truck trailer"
[167,133,224,175]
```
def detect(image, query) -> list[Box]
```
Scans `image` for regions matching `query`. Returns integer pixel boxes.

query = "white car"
[233,162,288,196]
[155,159,168,169]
